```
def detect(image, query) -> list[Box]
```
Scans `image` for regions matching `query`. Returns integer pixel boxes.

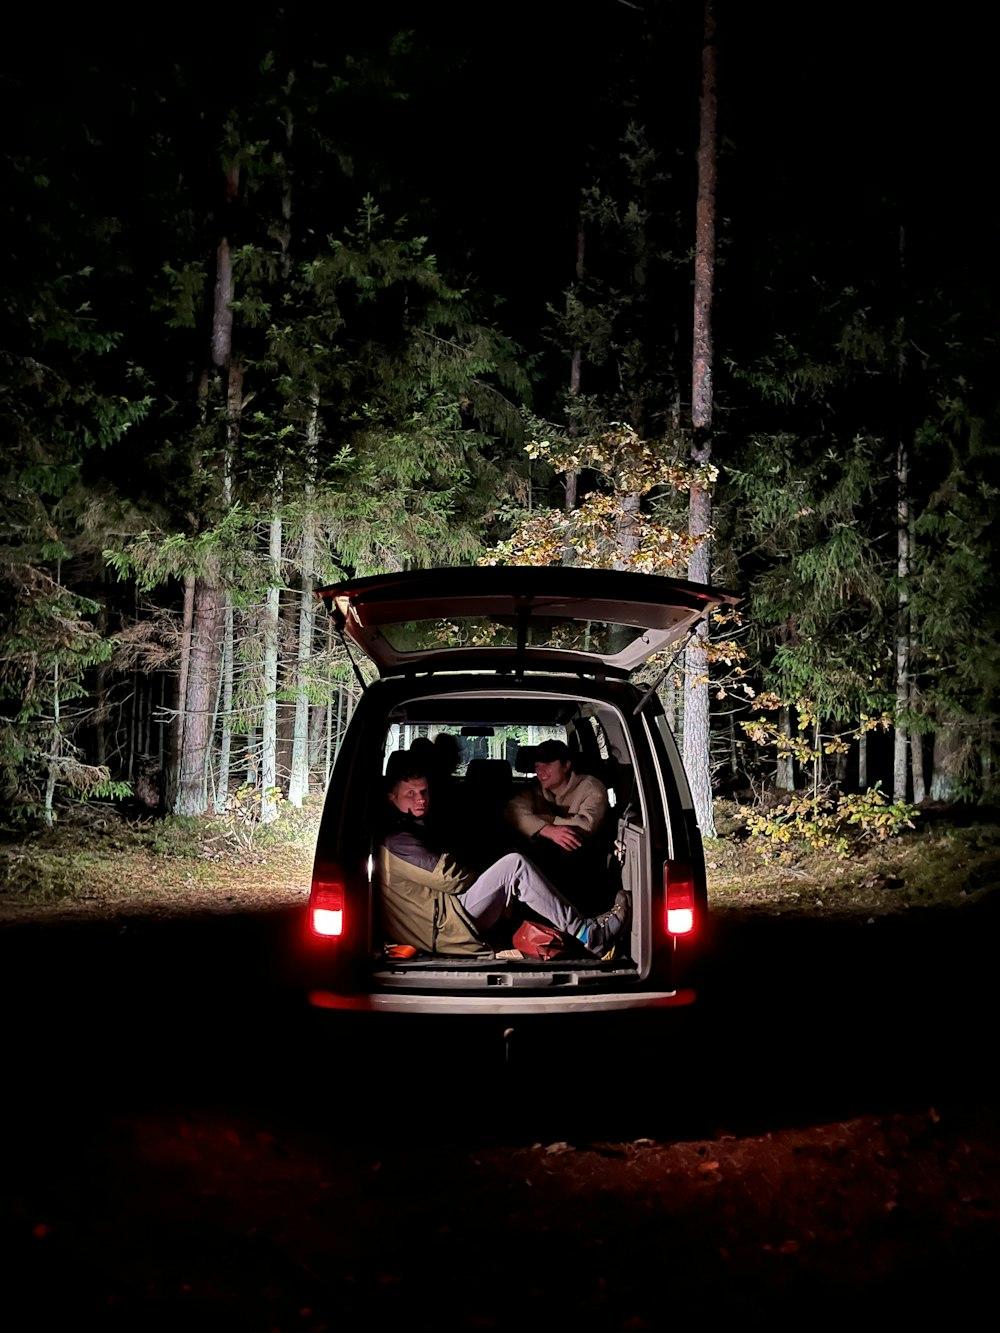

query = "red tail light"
[664,860,696,936]
[310,868,345,937]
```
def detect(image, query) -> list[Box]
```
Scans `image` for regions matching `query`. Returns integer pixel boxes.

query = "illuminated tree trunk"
[164,571,196,811]
[683,0,718,837]
[776,705,794,791]
[217,363,243,811]
[218,595,234,809]
[562,208,585,561]
[909,502,927,803]
[261,493,282,825]
[911,720,926,803]
[288,401,319,807]
[893,441,910,800]
[930,714,968,802]
[42,660,60,828]
[172,162,239,816]
[174,560,225,815]
[614,492,642,572]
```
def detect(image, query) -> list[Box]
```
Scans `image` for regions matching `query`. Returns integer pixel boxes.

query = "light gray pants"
[460,852,587,937]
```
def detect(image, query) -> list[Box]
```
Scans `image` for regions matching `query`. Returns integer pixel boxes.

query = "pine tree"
[97,41,533,817]
[726,271,999,803]
[1,161,149,825]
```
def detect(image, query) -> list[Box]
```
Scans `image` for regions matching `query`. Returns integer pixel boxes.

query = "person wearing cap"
[504,739,612,912]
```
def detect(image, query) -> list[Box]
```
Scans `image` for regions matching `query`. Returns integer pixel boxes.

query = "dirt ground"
[3,811,1000,1328]
[3,894,1000,1329]
[6,1092,1000,1329]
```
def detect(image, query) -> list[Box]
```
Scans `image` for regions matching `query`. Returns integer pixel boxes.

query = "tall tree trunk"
[911,727,927,804]
[288,565,314,805]
[981,724,994,800]
[172,162,240,816]
[309,688,326,772]
[157,672,166,771]
[906,469,933,799]
[563,208,585,558]
[929,713,969,802]
[613,492,642,571]
[177,571,195,745]
[683,0,719,838]
[909,499,927,803]
[276,591,297,786]
[217,363,243,811]
[309,601,332,776]
[218,598,234,810]
[894,440,910,799]
[261,495,283,824]
[327,620,342,779]
[129,672,140,782]
[776,705,795,791]
[617,197,649,583]
[93,660,108,767]
[829,720,850,789]
[174,559,225,815]
[289,402,318,807]
[94,595,109,767]
[43,657,60,829]
[661,672,678,735]
[166,571,196,811]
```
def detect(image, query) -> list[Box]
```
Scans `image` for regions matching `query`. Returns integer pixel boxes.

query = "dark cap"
[534,739,571,764]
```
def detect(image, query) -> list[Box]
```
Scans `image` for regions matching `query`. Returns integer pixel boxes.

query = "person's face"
[535,758,571,790]
[389,776,430,818]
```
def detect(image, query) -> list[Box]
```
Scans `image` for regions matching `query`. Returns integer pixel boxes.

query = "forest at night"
[3,1,996,834]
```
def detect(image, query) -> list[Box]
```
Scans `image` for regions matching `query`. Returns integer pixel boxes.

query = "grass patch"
[1,796,998,925]
[0,800,323,922]
[706,801,1000,916]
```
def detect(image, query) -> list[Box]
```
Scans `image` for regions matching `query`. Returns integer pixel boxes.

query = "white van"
[303,565,737,1018]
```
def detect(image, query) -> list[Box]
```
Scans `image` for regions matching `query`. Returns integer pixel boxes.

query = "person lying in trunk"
[504,739,612,914]
[379,757,628,958]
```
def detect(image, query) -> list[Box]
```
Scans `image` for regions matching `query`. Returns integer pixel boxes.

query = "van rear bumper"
[307,987,696,1015]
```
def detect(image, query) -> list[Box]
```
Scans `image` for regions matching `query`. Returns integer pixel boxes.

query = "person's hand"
[538,824,581,851]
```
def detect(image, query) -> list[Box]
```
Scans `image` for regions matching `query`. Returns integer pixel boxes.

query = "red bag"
[511,919,573,960]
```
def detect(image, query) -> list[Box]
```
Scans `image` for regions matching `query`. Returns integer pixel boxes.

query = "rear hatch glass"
[318,565,737,677]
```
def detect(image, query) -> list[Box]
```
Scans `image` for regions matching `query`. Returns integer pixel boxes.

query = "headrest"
[464,758,512,784]
[514,746,538,774]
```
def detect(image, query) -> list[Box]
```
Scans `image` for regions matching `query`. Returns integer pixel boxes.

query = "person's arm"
[504,785,550,839]
[384,829,474,894]
[506,783,583,850]
[431,852,476,895]
[550,775,609,839]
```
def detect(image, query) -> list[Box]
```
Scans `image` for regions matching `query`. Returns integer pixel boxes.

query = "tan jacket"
[378,828,491,956]
[505,771,609,842]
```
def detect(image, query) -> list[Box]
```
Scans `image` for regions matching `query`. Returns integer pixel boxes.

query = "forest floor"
[2,799,1000,1327]
[6,1097,1000,1327]
[1,793,997,925]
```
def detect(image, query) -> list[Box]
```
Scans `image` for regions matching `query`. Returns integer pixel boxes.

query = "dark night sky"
[8,1,991,347]
[354,1,992,331]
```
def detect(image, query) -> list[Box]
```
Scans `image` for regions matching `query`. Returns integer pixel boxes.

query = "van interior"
[371,693,643,974]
